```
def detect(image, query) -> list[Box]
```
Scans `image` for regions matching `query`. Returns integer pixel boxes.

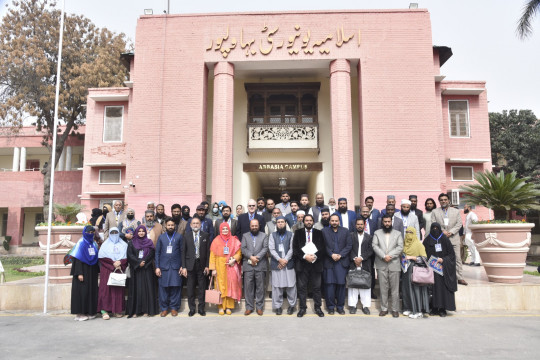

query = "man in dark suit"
[214,205,237,238]
[263,198,275,223]
[188,205,214,241]
[241,219,268,316]
[365,196,380,224]
[181,216,210,317]
[155,218,184,317]
[235,199,266,239]
[284,200,300,228]
[348,217,373,314]
[322,214,353,314]
[293,214,326,318]
[334,197,357,230]
[359,206,379,299]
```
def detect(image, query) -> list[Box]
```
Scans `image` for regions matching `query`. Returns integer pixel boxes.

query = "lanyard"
[124,218,136,228]
[401,213,408,226]
[166,232,176,246]
[251,233,257,246]
[443,208,448,217]
[279,233,286,243]
[430,233,443,245]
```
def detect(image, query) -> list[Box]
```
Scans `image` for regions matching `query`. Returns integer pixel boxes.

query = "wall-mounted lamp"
[144,9,153,15]
[409,3,418,9]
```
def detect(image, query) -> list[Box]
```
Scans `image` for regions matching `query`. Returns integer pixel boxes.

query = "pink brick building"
[0,7,492,249]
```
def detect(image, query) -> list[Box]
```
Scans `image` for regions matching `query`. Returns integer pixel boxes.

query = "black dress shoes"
[371,293,378,299]
[276,308,283,315]
[315,308,325,317]
[188,310,196,317]
[198,310,206,316]
[392,311,399,318]
[287,306,295,315]
[349,307,357,314]
[439,310,447,317]
[327,309,335,315]
[297,309,306,317]
[337,309,346,315]
[362,307,370,315]
[379,311,388,317]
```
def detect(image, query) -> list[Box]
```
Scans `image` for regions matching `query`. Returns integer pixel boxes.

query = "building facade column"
[57,149,65,171]
[19,147,26,171]
[329,59,355,204]
[65,146,72,171]
[211,62,235,205]
[12,147,20,172]
[7,207,24,247]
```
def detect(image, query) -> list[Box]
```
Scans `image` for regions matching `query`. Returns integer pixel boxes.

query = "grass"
[0,256,45,282]
[527,261,540,267]
[524,271,540,277]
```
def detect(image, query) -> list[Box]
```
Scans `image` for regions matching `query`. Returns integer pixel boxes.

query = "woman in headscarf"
[97,227,128,320]
[89,208,103,227]
[119,208,140,241]
[209,223,242,315]
[126,225,159,317]
[424,222,457,317]
[207,202,223,225]
[401,227,430,318]
[70,225,100,321]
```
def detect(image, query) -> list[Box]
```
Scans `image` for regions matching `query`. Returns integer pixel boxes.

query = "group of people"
[71,191,474,320]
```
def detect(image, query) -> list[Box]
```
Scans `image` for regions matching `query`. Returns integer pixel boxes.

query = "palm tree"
[517,0,540,39]
[459,171,540,220]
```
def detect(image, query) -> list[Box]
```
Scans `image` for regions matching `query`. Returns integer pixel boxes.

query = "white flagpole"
[44,0,65,314]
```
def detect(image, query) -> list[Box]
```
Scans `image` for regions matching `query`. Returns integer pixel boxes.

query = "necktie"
[195,232,200,259]
[307,230,311,243]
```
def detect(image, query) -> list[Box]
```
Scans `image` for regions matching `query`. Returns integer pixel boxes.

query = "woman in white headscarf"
[97,227,128,320]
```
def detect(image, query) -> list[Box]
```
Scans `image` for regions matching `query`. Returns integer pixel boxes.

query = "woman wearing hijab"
[97,227,128,320]
[119,208,140,241]
[209,223,242,315]
[70,225,100,321]
[424,222,457,317]
[207,202,223,225]
[401,227,430,319]
[126,225,159,317]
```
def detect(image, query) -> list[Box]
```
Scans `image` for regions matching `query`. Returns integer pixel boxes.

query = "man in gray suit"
[372,214,404,318]
[377,204,404,235]
[103,200,126,240]
[431,193,467,285]
[241,219,269,316]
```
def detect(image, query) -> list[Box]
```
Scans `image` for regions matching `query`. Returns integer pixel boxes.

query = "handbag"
[205,275,222,305]
[411,257,434,285]
[346,267,372,289]
[107,268,127,287]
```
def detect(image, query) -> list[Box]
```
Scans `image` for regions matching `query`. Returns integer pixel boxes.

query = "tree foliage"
[517,0,540,39]
[0,0,129,220]
[460,171,540,221]
[489,110,540,184]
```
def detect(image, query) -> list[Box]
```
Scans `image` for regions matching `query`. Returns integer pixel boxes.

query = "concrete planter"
[35,225,85,284]
[470,223,535,284]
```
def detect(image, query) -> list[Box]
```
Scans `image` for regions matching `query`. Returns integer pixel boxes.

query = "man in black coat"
[348,217,374,314]
[181,217,210,317]
[293,214,326,318]
[235,199,266,239]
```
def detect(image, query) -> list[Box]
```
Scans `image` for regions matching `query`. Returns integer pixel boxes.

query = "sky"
[1,0,539,116]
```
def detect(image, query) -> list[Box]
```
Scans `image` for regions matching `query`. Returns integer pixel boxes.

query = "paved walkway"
[1,311,539,359]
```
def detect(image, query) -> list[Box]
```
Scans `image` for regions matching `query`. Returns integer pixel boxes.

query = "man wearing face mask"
[104,200,126,240]
[189,205,215,242]
[314,208,331,230]
[181,205,191,222]
[207,202,223,225]
[214,205,237,237]
[119,208,140,241]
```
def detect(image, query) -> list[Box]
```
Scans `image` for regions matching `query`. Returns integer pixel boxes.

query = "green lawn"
[524,270,540,277]
[0,256,45,282]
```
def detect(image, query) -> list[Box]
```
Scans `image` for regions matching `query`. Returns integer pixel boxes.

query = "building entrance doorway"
[243,162,323,204]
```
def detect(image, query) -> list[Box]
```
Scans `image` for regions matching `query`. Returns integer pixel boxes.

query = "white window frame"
[103,106,124,143]
[448,100,470,138]
[451,166,474,182]
[98,169,122,184]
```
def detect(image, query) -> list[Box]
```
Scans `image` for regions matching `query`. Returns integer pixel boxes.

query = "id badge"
[443,218,449,226]
[113,246,119,254]
[435,243,442,252]
[88,247,95,256]
[223,246,230,255]
[166,245,173,254]
[138,250,144,259]
[278,244,284,252]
